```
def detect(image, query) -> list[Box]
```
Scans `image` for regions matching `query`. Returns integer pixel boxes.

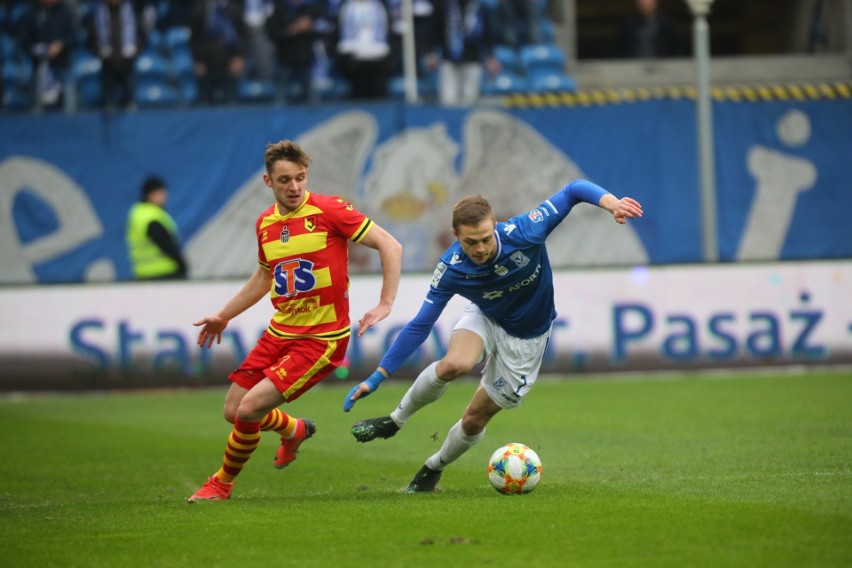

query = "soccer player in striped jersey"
[187,140,402,503]
[343,180,642,492]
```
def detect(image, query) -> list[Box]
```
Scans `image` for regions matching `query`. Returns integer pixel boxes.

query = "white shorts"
[453,303,552,409]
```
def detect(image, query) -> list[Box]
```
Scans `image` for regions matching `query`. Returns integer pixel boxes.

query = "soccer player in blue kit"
[343,180,643,492]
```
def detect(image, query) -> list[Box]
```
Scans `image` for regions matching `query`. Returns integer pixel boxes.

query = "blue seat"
[135,78,180,108]
[177,76,199,105]
[520,44,566,75]
[236,78,276,103]
[2,58,27,96]
[314,74,350,102]
[493,45,520,75]
[2,55,33,109]
[528,70,577,93]
[146,28,164,55]
[170,47,194,81]
[70,49,104,108]
[388,74,436,100]
[481,72,529,96]
[134,50,172,83]
[164,26,191,55]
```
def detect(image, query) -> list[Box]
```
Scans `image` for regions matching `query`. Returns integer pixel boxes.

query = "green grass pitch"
[0,369,849,567]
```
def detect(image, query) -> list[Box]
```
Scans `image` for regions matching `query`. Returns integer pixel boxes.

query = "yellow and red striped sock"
[260,408,297,439]
[214,418,261,484]
[260,408,288,433]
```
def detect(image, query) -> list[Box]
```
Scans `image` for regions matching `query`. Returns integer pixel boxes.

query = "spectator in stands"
[240,0,275,81]
[189,0,246,104]
[617,0,682,59]
[495,0,542,47]
[16,0,77,110]
[266,0,318,103]
[312,0,342,55]
[426,0,498,106]
[126,175,188,280]
[335,0,391,100]
[84,0,145,110]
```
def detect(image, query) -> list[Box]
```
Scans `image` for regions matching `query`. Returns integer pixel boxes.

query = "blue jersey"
[378,179,608,375]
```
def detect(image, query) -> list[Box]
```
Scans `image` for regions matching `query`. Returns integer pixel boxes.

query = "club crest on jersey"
[528,209,544,223]
[510,251,530,267]
[304,215,318,232]
[280,226,290,243]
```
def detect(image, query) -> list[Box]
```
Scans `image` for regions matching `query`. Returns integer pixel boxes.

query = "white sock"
[390,362,448,426]
[425,419,485,471]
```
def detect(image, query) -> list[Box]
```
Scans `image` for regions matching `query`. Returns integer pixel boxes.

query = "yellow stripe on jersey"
[262,230,328,261]
[281,339,341,399]
[272,292,338,327]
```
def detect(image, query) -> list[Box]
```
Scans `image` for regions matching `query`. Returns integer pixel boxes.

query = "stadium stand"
[70,48,103,109]
[481,71,530,96]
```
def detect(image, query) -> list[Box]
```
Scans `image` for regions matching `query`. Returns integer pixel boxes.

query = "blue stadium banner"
[1,98,850,284]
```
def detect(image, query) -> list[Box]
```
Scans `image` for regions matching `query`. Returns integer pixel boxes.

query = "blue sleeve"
[550,179,609,212]
[378,299,446,375]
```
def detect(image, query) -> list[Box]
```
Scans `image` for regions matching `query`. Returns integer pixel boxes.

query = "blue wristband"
[342,370,387,412]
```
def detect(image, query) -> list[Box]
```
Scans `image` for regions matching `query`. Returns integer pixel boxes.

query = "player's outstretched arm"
[343,368,389,412]
[193,266,272,348]
[357,224,402,336]
[599,194,644,224]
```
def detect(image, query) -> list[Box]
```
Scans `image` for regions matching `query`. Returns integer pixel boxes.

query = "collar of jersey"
[273,191,310,220]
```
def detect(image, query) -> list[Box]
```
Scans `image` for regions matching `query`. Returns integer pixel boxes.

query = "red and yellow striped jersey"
[256,192,373,340]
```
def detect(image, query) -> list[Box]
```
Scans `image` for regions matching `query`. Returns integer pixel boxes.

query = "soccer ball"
[487,443,542,494]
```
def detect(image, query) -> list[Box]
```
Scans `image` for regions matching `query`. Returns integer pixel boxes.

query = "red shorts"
[228,332,349,402]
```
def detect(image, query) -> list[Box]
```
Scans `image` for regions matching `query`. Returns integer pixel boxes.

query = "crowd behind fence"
[0,0,576,113]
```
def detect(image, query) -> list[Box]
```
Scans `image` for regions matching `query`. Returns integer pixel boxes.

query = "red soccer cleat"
[274,418,316,469]
[187,476,233,503]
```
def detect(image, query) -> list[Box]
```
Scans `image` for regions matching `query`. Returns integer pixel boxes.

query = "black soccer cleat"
[351,416,400,443]
[405,464,442,493]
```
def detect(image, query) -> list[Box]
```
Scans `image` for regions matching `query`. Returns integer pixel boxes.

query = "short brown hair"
[451,195,495,233]
[264,140,311,174]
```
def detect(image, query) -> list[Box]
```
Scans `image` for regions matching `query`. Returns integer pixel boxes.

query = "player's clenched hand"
[343,369,386,411]
[357,304,392,337]
[611,197,643,225]
[193,315,229,349]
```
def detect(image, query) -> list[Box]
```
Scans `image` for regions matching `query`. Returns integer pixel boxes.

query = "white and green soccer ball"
[487,443,542,494]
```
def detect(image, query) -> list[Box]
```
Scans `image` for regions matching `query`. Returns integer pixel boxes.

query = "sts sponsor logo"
[274,259,317,297]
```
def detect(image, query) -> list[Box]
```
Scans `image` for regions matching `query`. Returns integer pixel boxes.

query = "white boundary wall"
[1,261,850,389]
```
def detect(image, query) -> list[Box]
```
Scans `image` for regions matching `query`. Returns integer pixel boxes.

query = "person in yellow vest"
[126,176,188,280]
